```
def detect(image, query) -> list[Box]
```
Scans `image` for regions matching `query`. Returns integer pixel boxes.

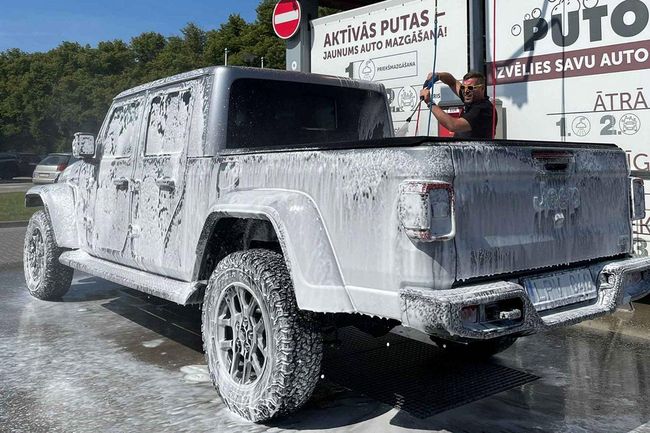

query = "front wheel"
[23,210,74,300]
[202,249,322,422]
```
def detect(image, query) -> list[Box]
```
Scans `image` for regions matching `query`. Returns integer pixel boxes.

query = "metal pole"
[468,0,486,72]
[261,57,264,68]
[224,48,228,66]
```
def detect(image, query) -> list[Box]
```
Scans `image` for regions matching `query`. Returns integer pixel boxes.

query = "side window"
[188,76,211,157]
[102,99,142,157]
[145,89,193,156]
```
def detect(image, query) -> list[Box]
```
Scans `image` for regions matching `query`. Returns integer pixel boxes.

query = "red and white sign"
[273,0,301,40]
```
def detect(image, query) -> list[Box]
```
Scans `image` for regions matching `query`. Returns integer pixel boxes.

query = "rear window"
[39,155,70,166]
[226,79,391,149]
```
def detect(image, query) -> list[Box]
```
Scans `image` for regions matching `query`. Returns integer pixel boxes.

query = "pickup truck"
[23,66,650,422]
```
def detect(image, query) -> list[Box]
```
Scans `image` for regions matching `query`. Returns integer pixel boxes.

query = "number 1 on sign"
[556,117,566,137]
[345,62,354,78]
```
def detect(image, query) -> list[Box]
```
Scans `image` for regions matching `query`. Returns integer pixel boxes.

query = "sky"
[0,0,262,53]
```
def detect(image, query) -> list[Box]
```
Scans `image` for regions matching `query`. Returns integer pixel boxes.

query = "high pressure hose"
[415,96,422,135]
[491,0,497,139]
[426,0,439,136]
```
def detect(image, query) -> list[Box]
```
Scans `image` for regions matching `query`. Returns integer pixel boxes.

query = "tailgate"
[451,144,631,281]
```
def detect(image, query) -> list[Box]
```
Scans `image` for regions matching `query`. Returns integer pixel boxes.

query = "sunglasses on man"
[460,84,484,93]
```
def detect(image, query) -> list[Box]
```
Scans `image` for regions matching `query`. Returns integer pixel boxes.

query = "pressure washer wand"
[394,77,437,137]
[395,100,423,137]
[405,99,423,123]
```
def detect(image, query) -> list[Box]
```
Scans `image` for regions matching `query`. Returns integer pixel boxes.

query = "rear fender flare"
[197,189,355,313]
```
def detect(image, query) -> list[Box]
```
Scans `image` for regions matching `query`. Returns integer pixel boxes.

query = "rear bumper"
[399,256,650,340]
[32,171,59,184]
[31,178,56,184]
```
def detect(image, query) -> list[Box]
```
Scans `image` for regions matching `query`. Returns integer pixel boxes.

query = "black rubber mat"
[323,327,539,419]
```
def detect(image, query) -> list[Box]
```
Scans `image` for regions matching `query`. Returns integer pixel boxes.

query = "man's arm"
[434,71,461,95]
[425,71,460,95]
[419,85,471,133]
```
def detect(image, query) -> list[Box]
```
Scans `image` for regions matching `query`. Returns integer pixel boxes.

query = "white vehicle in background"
[32,153,78,184]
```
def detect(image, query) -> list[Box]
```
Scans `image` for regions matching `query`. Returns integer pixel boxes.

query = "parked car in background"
[32,153,78,184]
[17,153,41,177]
[0,152,41,179]
[0,153,19,179]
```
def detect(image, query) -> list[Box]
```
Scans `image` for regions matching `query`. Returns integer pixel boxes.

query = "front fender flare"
[25,184,79,249]
[199,189,355,313]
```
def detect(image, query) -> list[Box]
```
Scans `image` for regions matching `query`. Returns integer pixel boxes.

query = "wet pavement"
[0,227,26,270]
[1,230,650,432]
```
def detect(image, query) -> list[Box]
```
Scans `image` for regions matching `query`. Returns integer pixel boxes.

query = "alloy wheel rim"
[27,228,45,285]
[214,282,269,386]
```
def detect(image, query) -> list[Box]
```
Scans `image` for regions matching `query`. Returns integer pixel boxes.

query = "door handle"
[155,177,175,191]
[112,177,129,189]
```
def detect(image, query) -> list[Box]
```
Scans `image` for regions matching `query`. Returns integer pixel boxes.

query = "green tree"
[246,0,286,69]
[131,32,166,64]
[204,14,249,66]
[0,0,338,154]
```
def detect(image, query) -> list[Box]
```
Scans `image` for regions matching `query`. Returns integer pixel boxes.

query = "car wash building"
[274,0,650,256]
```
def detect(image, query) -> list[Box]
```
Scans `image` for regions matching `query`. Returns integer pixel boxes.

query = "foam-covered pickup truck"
[23,66,650,421]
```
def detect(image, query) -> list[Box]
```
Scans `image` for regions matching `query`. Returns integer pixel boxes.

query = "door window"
[145,90,193,156]
[102,100,142,157]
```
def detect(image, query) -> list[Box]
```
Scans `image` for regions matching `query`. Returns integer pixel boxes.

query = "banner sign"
[486,0,650,255]
[311,0,468,136]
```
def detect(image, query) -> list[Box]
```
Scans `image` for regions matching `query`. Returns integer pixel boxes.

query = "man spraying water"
[420,71,497,139]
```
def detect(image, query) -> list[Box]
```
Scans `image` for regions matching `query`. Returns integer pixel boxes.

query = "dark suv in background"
[0,152,41,180]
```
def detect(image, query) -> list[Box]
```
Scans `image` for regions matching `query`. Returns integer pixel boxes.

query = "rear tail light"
[460,305,478,323]
[56,163,68,172]
[630,177,646,220]
[398,180,455,241]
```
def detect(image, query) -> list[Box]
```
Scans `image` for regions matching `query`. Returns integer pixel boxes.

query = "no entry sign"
[273,0,301,40]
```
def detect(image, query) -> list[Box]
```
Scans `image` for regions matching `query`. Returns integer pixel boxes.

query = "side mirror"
[72,132,96,159]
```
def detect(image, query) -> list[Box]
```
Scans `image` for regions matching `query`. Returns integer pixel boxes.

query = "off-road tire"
[431,335,518,358]
[23,209,74,300]
[202,249,322,422]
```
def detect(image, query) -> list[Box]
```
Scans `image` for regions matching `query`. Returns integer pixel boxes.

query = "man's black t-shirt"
[455,97,497,139]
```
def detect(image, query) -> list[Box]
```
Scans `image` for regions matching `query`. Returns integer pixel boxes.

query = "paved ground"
[0,180,33,193]
[1,226,650,433]
[0,227,26,271]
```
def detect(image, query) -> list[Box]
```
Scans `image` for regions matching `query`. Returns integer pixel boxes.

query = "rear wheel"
[23,210,74,300]
[430,335,518,358]
[202,249,322,422]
